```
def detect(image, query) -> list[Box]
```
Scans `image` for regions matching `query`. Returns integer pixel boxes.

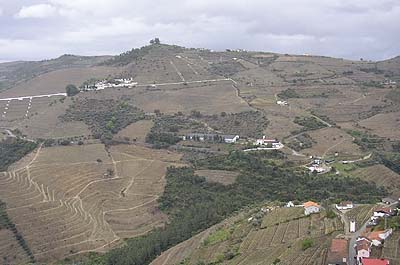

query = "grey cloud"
[0,0,399,61]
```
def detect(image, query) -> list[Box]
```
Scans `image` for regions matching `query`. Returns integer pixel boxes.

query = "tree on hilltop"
[65,84,79,97]
[150,38,161,45]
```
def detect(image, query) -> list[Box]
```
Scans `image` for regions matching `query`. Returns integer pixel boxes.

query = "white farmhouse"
[303,201,320,215]
[336,201,354,211]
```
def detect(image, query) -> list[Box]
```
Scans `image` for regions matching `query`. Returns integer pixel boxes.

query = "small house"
[223,135,239,144]
[336,201,354,211]
[356,238,371,262]
[382,197,398,205]
[373,207,394,218]
[326,238,349,265]
[303,201,320,215]
[366,229,393,246]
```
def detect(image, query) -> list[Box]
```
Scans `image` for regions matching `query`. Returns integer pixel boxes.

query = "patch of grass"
[293,116,327,132]
[301,238,313,251]
[203,228,231,246]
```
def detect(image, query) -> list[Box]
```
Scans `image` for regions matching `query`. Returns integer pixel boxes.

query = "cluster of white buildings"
[276,100,288,106]
[81,78,138,91]
[254,136,283,149]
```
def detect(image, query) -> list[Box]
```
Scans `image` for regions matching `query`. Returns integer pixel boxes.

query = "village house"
[382,197,399,205]
[365,229,393,247]
[255,136,283,149]
[373,207,394,218]
[361,258,390,265]
[303,201,320,215]
[336,201,354,211]
[356,237,371,262]
[326,238,349,265]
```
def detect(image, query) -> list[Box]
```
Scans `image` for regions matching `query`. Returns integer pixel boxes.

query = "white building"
[277,100,288,106]
[336,201,354,211]
[224,135,240,144]
[303,201,320,215]
[350,220,356,233]
[356,238,371,262]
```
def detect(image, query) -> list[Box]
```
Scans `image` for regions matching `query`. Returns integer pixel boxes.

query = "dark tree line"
[0,201,36,263]
[0,138,37,171]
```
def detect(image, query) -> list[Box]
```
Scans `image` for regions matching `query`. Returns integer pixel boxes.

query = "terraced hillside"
[0,143,182,263]
[151,207,343,265]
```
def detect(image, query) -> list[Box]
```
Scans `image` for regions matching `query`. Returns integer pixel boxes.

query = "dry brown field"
[0,66,121,98]
[114,120,154,144]
[0,143,182,263]
[352,165,400,197]
[0,228,31,264]
[358,111,400,140]
[195,170,239,185]
[301,127,363,157]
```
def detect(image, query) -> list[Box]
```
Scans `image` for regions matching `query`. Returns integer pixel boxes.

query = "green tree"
[65,84,79,96]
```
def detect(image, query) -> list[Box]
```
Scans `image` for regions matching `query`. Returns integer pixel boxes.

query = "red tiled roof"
[303,201,319,207]
[362,258,390,265]
[330,238,348,253]
[367,231,384,241]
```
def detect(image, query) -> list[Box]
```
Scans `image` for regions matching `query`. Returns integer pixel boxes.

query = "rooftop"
[362,258,390,265]
[303,201,320,208]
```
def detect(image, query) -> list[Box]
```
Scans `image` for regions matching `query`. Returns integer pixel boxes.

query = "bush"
[301,238,313,250]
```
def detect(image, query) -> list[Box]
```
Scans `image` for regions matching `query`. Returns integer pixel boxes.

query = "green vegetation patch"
[301,238,314,251]
[208,61,246,77]
[286,133,315,151]
[0,138,37,171]
[293,116,327,132]
[203,228,231,246]
[61,99,144,143]
[277,88,301,99]
[199,111,269,138]
[146,114,207,148]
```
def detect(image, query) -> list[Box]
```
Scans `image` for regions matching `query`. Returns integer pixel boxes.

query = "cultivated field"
[352,165,400,197]
[345,204,377,230]
[0,143,182,263]
[151,207,343,265]
[359,111,400,140]
[301,127,363,158]
[114,120,154,144]
[381,231,400,265]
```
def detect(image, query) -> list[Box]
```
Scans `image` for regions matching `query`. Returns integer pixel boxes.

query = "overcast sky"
[0,0,399,62]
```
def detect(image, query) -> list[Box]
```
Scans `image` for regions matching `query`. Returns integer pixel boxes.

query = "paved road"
[0,92,67,101]
[348,220,369,265]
